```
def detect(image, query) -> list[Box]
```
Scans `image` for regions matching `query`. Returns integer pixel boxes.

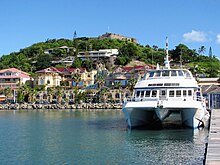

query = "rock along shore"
[0,103,123,110]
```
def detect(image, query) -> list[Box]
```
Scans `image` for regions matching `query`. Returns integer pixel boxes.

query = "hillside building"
[99,32,137,43]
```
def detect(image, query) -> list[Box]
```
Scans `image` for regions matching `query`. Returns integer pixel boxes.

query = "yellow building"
[34,67,97,89]
[34,67,62,89]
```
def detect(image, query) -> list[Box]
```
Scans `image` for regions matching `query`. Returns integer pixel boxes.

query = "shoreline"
[0,102,123,110]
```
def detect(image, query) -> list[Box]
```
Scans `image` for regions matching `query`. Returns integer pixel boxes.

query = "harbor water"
[0,110,208,164]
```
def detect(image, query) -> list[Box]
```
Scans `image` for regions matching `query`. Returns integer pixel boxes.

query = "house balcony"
[0,83,19,89]
[113,75,127,80]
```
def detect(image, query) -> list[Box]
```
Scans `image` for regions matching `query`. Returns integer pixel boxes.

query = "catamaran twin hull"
[122,100,210,129]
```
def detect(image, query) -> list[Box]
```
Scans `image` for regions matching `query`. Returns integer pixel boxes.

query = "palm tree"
[56,88,64,104]
[198,46,206,55]
[127,78,137,94]
[47,87,54,103]
[71,73,81,88]
[114,81,122,90]
[100,87,110,104]
[74,90,85,104]
[28,88,38,103]
[113,81,123,103]
[96,75,105,88]
[4,87,12,102]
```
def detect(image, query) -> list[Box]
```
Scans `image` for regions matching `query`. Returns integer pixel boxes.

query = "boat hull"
[122,101,210,129]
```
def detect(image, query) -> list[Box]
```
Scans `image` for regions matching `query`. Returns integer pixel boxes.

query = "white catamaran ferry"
[122,38,210,129]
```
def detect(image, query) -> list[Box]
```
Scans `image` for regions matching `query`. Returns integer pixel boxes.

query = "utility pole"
[180,49,183,69]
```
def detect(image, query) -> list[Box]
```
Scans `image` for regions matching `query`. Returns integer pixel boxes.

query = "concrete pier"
[205,109,220,165]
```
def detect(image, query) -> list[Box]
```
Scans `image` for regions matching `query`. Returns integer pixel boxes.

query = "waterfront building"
[0,68,32,89]
[34,67,97,89]
[34,67,62,89]
[105,65,152,87]
[202,84,220,109]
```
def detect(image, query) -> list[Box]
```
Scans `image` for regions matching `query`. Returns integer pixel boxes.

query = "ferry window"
[176,90,181,97]
[136,91,140,97]
[149,71,154,77]
[171,70,177,76]
[154,71,161,77]
[145,91,150,97]
[162,70,169,77]
[140,91,145,97]
[183,90,187,96]
[169,90,174,97]
[188,90,192,96]
[161,90,166,96]
[178,70,184,76]
[152,90,157,97]
[184,71,191,78]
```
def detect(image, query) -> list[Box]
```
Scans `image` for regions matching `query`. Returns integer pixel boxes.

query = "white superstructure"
[122,38,210,129]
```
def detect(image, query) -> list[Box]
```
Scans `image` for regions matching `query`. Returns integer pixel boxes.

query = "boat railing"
[124,95,205,103]
[124,96,158,103]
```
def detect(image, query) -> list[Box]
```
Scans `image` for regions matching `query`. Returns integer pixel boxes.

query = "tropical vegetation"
[0,35,219,104]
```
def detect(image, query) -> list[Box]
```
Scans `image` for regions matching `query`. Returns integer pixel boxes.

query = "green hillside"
[0,37,219,77]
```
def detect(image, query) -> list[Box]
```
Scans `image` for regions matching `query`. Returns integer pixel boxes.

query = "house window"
[43,94,47,99]
[47,80,50,84]
[40,79,44,85]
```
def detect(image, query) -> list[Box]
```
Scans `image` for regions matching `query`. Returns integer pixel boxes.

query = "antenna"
[164,37,170,69]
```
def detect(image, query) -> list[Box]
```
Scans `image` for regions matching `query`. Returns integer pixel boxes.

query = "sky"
[1,0,220,59]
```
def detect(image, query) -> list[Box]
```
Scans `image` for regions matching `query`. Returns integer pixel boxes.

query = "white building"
[77,49,119,60]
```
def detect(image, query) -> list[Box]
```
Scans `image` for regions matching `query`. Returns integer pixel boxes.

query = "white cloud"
[216,34,220,44]
[183,30,207,42]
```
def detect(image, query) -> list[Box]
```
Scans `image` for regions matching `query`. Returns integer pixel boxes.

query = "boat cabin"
[143,69,193,80]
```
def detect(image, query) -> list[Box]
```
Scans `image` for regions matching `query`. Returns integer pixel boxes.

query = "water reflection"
[126,128,208,164]
[0,110,208,165]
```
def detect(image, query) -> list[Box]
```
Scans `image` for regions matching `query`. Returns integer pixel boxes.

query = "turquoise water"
[0,110,208,165]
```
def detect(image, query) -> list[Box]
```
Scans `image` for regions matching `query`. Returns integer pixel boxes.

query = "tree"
[28,88,38,103]
[4,87,12,101]
[99,87,110,104]
[56,87,64,104]
[198,46,206,55]
[96,75,105,88]
[72,57,82,68]
[47,87,54,103]
[35,54,52,70]
[71,72,81,88]
[127,78,137,93]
